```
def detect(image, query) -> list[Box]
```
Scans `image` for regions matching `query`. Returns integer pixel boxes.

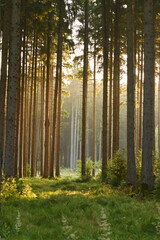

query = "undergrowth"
[0,169,160,239]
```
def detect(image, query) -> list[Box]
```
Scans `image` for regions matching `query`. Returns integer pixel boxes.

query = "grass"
[0,169,160,240]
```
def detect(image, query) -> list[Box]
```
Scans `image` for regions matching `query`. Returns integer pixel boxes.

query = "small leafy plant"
[98,207,112,240]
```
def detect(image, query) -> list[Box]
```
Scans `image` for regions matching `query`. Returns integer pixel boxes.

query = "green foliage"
[0,174,158,240]
[1,177,36,200]
[152,205,160,236]
[62,215,79,240]
[98,207,112,240]
[27,164,31,177]
[107,151,127,187]
[77,158,94,180]
[136,149,142,184]
[0,220,11,240]
[15,211,22,234]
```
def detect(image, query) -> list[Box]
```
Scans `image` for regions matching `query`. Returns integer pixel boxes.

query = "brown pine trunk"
[127,0,137,187]
[50,1,63,178]
[19,21,26,178]
[102,0,109,182]
[113,0,120,154]
[139,41,143,149]
[28,34,35,170]
[92,45,96,177]
[23,35,29,177]
[31,33,38,177]
[141,0,154,190]
[82,0,88,179]
[0,0,10,170]
[41,65,45,176]
[4,0,21,178]
[158,64,160,157]
[44,22,51,178]
[137,42,140,151]
[56,57,62,177]
[108,12,113,160]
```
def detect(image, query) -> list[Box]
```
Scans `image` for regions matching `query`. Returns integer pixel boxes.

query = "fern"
[15,211,22,233]
[153,205,160,235]
[62,215,79,240]
[98,207,112,240]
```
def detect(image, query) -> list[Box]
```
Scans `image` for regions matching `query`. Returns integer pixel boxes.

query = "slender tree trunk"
[44,19,51,178]
[56,54,62,177]
[19,21,26,178]
[141,0,154,190]
[82,0,88,179]
[41,65,45,176]
[137,42,140,151]
[102,0,109,182]
[92,45,96,177]
[158,64,160,157]
[0,0,10,173]
[4,0,20,178]
[28,34,35,169]
[127,0,137,187]
[50,1,63,177]
[109,13,113,159]
[70,103,74,169]
[113,0,120,154]
[23,35,29,177]
[139,41,143,149]
[31,33,38,177]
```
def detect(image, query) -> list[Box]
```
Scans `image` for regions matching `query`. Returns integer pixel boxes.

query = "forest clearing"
[0,170,160,240]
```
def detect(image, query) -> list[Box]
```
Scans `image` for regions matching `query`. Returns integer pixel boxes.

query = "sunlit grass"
[0,169,160,240]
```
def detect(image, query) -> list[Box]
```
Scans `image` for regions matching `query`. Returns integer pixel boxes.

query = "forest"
[0,0,160,239]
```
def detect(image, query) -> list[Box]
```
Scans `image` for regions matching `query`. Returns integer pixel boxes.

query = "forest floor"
[0,169,160,240]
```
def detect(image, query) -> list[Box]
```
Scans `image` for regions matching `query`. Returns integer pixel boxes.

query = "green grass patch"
[0,169,160,240]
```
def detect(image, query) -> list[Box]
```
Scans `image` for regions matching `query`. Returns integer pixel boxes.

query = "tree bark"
[113,0,120,154]
[31,33,38,177]
[44,18,51,178]
[4,0,21,178]
[0,0,11,177]
[102,0,109,182]
[127,0,137,187]
[92,44,96,177]
[141,0,154,190]
[81,0,88,179]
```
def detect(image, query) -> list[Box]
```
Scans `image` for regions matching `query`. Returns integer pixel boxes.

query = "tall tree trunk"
[102,0,109,182]
[4,0,20,178]
[158,64,160,157]
[82,0,88,179]
[113,0,120,154]
[23,35,29,177]
[141,0,154,190]
[127,0,137,187]
[70,103,74,169]
[0,0,10,172]
[137,42,140,151]
[28,34,35,170]
[41,65,45,176]
[56,54,62,177]
[31,33,38,177]
[92,45,96,177]
[19,20,26,178]
[139,41,143,149]
[50,0,63,177]
[109,12,113,159]
[44,19,51,178]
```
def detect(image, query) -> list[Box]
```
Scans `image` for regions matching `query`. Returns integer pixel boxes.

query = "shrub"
[77,158,94,181]
[107,150,127,187]
[1,177,36,200]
